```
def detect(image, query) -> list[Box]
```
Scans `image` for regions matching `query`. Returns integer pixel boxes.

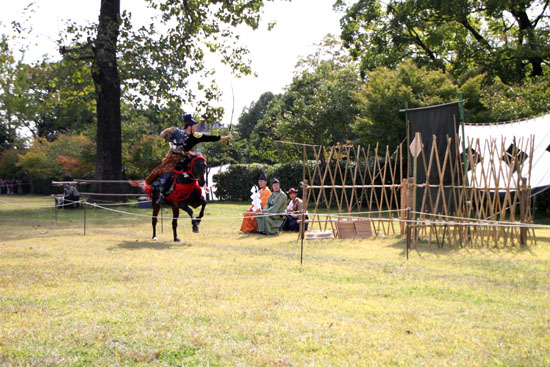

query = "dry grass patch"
[0,196,549,366]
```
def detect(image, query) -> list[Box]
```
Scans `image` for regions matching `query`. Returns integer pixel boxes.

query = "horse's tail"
[129,179,145,189]
[129,179,155,199]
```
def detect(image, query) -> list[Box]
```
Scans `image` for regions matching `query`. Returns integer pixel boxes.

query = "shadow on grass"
[386,238,454,258]
[108,240,191,251]
[534,235,550,243]
[237,233,267,239]
[388,237,536,258]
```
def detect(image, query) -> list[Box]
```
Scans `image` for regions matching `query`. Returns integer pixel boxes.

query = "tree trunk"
[92,0,122,198]
[512,7,543,77]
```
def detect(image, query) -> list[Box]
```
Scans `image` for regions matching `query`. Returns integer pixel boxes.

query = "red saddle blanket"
[145,169,203,203]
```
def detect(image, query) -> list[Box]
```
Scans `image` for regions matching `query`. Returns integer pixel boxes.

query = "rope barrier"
[88,200,150,207]
[0,198,147,209]
[79,192,143,197]
[0,198,73,209]
[313,212,550,230]
[3,197,550,230]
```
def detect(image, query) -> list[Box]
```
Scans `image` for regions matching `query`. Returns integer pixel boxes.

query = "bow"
[229,82,235,139]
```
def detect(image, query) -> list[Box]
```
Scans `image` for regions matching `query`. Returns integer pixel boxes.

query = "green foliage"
[120,103,171,178]
[123,134,166,179]
[213,162,303,201]
[480,71,550,121]
[244,37,362,164]
[213,163,270,201]
[0,149,25,178]
[237,91,276,140]
[458,71,495,124]
[200,131,247,167]
[30,58,96,139]
[0,35,34,148]
[337,0,550,83]
[112,1,280,118]
[247,94,296,164]
[353,60,458,147]
[16,134,95,179]
[0,33,96,146]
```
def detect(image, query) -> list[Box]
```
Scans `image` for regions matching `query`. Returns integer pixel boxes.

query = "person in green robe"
[257,178,288,235]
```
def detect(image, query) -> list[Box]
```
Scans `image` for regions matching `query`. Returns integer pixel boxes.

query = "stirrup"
[156,194,164,204]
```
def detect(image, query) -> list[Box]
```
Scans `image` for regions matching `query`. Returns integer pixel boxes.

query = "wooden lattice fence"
[300,133,535,247]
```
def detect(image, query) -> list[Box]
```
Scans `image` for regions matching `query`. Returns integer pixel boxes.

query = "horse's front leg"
[195,199,207,227]
[171,206,181,242]
[152,196,160,241]
[179,203,198,233]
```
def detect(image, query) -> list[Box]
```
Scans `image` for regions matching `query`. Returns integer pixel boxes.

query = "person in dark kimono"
[281,187,307,231]
[256,178,287,235]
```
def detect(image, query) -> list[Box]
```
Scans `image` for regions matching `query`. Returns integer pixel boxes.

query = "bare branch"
[533,0,549,27]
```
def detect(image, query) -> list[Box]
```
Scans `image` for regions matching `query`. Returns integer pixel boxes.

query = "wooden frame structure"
[300,133,536,248]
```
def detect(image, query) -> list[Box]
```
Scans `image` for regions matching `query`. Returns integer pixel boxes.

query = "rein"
[170,155,206,181]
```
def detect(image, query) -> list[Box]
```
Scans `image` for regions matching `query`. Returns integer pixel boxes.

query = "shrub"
[212,162,304,201]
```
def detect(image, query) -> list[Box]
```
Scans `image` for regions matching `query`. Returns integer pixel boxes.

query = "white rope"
[81,203,550,229]
[347,215,550,230]
[411,210,514,224]
[310,209,550,229]
[87,200,149,207]
[3,197,550,230]
[0,198,77,209]
[83,201,259,221]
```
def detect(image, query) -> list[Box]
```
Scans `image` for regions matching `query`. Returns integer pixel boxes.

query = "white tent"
[461,113,550,190]
[205,164,230,200]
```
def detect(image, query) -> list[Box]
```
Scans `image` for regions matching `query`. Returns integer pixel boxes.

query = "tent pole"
[405,102,410,177]
[459,93,468,188]
[458,93,471,245]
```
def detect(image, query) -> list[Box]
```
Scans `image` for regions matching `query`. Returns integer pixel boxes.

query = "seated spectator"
[7,178,15,195]
[281,188,307,232]
[256,178,287,235]
[63,183,80,209]
[241,173,271,233]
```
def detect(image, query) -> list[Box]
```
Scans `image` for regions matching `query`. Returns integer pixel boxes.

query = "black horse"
[151,155,207,242]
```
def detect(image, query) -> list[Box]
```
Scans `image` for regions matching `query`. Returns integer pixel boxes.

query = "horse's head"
[190,155,207,187]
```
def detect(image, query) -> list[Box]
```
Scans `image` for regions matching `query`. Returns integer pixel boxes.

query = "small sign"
[410,134,423,158]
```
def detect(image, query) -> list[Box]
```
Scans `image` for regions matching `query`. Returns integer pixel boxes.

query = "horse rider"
[145,114,231,201]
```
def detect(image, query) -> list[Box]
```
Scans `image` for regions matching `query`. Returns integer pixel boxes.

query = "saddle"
[164,169,202,203]
[146,152,205,205]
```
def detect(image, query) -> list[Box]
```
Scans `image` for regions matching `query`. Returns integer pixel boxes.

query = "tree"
[0,35,34,149]
[93,0,122,187]
[0,149,25,178]
[60,0,121,190]
[16,134,95,179]
[353,60,458,148]
[248,60,361,163]
[481,72,550,121]
[237,92,276,140]
[58,0,283,190]
[336,0,550,83]
[27,58,96,140]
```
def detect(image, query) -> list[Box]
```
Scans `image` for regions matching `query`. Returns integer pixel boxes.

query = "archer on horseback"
[145,113,231,202]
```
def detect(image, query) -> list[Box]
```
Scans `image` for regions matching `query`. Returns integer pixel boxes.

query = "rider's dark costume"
[145,114,221,197]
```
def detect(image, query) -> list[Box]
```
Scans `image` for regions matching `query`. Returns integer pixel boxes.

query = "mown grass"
[1,196,549,366]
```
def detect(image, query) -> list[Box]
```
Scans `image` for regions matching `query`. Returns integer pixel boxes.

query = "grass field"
[1,196,549,366]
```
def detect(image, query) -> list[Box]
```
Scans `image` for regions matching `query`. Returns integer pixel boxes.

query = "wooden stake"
[520,177,528,246]
[83,200,87,236]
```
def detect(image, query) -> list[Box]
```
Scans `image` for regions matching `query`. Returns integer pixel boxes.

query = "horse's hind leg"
[171,206,181,242]
[152,200,160,241]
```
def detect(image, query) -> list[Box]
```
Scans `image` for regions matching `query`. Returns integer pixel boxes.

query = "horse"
[150,154,208,242]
